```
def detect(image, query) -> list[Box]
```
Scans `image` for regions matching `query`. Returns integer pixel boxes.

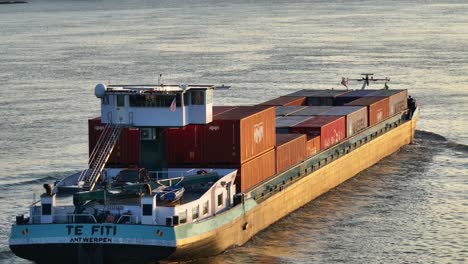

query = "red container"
[213,106,237,117]
[166,125,204,164]
[237,148,276,192]
[320,106,368,137]
[88,117,140,167]
[290,116,346,150]
[259,96,306,106]
[276,134,306,173]
[205,106,276,165]
[345,97,390,126]
[306,135,321,157]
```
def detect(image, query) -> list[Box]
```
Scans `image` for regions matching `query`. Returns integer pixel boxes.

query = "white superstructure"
[95,84,215,127]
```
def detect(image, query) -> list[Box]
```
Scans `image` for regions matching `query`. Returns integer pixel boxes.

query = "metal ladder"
[80,123,123,191]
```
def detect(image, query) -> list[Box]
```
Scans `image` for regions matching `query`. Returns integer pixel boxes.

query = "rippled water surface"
[0,0,467,263]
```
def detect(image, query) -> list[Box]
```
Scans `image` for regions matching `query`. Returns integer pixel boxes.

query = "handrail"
[30,214,98,224]
[78,123,113,182]
[81,125,123,190]
[115,214,139,224]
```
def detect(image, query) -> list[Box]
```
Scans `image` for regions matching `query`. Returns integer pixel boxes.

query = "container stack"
[319,106,368,137]
[90,88,410,193]
[345,97,390,126]
[290,116,346,150]
[283,89,350,106]
[166,106,277,192]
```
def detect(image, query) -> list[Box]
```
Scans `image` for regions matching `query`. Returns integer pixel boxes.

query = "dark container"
[166,125,204,164]
[276,134,306,173]
[284,89,350,106]
[237,148,276,193]
[306,135,321,157]
[259,96,306,106]
[213,106,237,117]
[205,106,276,165]
[275,116,313,133]
[345,97,390,126]
[289,106,333,116]
[320,106,368,137]
[368,89,408,116]
[275,106,307,116]
[334,89,379,106]
[89,117,140,167]
[290,116,346,150]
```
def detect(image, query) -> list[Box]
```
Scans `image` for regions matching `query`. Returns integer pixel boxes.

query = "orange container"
[369,89,408,116]
[306,135,321,157]
[345,97,390,126]
[205,106,276,165]
[237,148,276,192]
[275,134,306,173]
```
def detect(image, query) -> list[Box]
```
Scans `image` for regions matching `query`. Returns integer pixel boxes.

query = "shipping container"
[275,134,306,173]
[284,89,350,106]
[213,106,237,117]
[166,125,204,165]
[368,89,408,116]
[306,135,321,157]
[320,106,368,137]
[275,106,307,116]
[289,106,333,116]
[275,116,313,133]
[290,116,346,150]
[237,148,276,193]
[345,97,390,126]
[258,96,306,106]
[334,89,379,106]
[89,117,140,167]
[205,106,276,165]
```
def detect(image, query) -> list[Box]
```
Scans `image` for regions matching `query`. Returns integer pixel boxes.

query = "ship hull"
[171,109,419,260]
[10,110,418,263]
[10,243,176,264]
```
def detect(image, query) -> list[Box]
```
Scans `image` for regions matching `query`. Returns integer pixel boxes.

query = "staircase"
[79,123,123,191]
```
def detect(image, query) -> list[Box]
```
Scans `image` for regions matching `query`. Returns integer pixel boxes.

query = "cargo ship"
[9,75,419,263]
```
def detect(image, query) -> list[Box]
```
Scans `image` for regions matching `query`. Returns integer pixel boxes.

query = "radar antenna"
[343,73,390,90]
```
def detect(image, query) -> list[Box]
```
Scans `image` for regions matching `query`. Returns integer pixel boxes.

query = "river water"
[0,0,467,263]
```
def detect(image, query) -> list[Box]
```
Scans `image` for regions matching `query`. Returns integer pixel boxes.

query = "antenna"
[344,74,390,89]
[157,74,163,86]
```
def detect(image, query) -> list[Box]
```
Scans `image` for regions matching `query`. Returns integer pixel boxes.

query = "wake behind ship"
[9,75,419,263]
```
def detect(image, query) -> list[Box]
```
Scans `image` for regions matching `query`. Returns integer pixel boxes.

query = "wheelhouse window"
[191,90,205,105]
[183,92,190,106]
[129,94,181,107]
[116,95,125,107]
